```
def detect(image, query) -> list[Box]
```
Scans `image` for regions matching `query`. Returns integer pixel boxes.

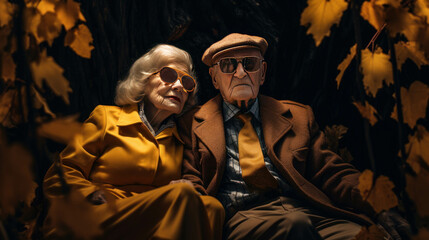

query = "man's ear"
[209,67,219,89]
[260,61,267,85]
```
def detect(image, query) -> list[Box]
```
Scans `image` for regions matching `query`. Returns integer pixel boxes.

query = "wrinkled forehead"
[212,48,263,63]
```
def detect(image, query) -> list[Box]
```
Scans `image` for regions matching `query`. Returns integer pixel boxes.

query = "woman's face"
[144,64,190,115]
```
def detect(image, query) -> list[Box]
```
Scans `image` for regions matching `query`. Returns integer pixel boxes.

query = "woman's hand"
[87,190,107,205]
[169,179,194,188]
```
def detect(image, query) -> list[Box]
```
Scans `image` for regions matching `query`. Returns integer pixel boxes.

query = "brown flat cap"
[202,33,268,66]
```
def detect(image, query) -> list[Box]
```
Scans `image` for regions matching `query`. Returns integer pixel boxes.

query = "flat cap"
[202,33,268,66]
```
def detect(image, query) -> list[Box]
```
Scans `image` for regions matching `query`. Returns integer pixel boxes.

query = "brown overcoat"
[178,94,374,226]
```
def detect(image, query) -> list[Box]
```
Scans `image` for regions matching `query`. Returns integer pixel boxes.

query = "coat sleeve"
[177,108,208,195]
[304,106,375,217]
[44,106,107,199]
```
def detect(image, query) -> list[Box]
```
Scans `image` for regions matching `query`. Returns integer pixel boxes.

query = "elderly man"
[178,33,409,239]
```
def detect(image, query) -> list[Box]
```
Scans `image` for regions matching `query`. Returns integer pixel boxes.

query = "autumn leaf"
[38,115,82,144]
[391,81,429,129]
[300,0,348,46]
[360,0,385,31]
[0,0,15,27]
[65,24,94,59]
[30,50,72,104]
[416,23,429,59]
[405,125,429,174]
[37,0,56,15]
[395,41,429,70]
[0,23,12,50]
[0,88,15,125]
[385,6,421,41]
[352,224,386,240]
[37,12,62,46]
[1,51,16,82]
[47,188,102,239]
[23,7,41,40]
[55,0,86,31]
[358,169,398,213]
[0,129,37,217]
[361,47,393,97]
[336,44,356,89]
[415,0,429,24]
[353,101,379,126]
[406,168,429,217]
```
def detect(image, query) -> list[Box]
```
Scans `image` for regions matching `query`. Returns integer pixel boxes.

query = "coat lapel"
[194,95,226,167]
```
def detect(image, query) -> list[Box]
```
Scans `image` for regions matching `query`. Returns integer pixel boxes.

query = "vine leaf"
[395,41,429,70]
[353,101,379,126]
[30,50,72,104]
[1,51,16,82]
[65,24,94,59]
[405,125,429,174]
[0,0,15,27]
[300,0,348,46]
[38,115,82,144]
[360,0,385,31]
[361,47,393,97]
[406,168,429,217]
[358,169,399,214]
[37,12,62,46]
[391,81,429,129]
[0,129,37,217]
[336,44,356,89]
[55,0,86,31]
[353,224,386,240]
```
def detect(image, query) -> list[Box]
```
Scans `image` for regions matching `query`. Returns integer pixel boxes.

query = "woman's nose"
[171,78,184,91]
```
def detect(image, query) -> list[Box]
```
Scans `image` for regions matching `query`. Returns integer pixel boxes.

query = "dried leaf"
[55,0,86,30]
[336,44,356,89]
[405,125,429,174]
[300,0,348,46]
[0,51,16,82]
[0,0,15,27]
[361,0,385,30]
[38,115,82,144]
[386,6,421,41]
[358,169,374,200]
[361,47,393,97]
[353,101,379,126]
[415,0,429,25]
[367,175,399,213]
[23,7,41,39]
[37,0,56,15]
[0,130,37,217]
[395,41,429,70]
[64,24,94,59]
[412,228,429,240]
[37,12,62,46]
[47,188,102,239]
[30,50,72,104]
[406,168,429,217]
[391,81,429,129]
[353,225,386,240]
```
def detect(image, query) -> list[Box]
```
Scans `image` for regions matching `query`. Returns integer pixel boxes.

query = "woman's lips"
[168,96,181,103]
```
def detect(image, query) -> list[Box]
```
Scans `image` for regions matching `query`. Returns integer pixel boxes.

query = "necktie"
[237,113,278,189]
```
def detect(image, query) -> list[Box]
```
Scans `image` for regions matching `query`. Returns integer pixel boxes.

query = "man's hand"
[377,209,411,240]
[87,190,107,205]
[169,179,194,188]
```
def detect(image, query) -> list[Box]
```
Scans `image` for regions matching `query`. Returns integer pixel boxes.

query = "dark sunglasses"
[213,57,263,73]
[153,67,196,92]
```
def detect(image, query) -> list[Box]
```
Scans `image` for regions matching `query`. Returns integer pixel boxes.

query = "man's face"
[209,48,267,108]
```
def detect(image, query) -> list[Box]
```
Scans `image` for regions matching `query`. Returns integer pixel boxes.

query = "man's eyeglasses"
[213,57,263,73]
[153,67,196,92]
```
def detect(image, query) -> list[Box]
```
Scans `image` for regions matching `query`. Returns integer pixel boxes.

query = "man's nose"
[234,62,247,78]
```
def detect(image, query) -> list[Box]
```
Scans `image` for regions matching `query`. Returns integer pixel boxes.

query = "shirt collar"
[222,98,260,122]
[138,101,177,137]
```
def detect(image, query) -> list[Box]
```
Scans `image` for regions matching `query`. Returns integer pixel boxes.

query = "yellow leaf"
[64,24,94,59]
[38,115,82,144]
[406,169,429,217]
[336,44,356,89]
[352,224,386,240]
[55,0,86,30]
[353,101,379,126]
[413,228,429,240]
[37,0,57,15]
[1,51,16,82]
[374,0,401,8]
[360,0,385,31]
[37,12,62,46]
[415,0,429,24]
[358,169,374,200]
[23,7,42,41]
[0,0,15,27]
[47,188,102,239]
[0,129,37,217]
[391,81,429,129]
[395,41,429,70]
[405,125,429,174]
[30,50,72,104]
[361,47,393,97]
[367,175,399,213]
[300,0,348,46]
[386,6,421,41]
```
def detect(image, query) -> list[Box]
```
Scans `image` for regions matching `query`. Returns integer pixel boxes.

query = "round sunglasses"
[153,67,196,92]
[213,57,264,73]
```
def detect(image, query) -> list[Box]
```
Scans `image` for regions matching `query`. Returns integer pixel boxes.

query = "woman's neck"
[143,101,172,132]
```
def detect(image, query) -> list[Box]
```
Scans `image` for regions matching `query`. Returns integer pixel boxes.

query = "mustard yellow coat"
[43,105,224,240]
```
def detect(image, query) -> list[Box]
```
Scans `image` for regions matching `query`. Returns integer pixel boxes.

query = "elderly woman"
[43,44,224,240]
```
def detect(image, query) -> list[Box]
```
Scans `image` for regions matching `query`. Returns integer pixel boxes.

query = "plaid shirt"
[216,98,291,218]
